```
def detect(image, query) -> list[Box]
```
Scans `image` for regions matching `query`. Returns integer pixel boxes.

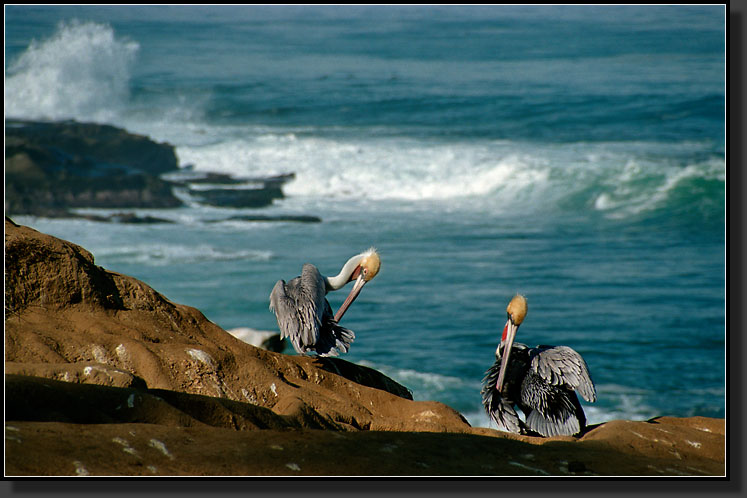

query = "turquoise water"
[5,5,725,427]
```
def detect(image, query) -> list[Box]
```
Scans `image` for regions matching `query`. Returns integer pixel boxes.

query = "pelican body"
[269,248,380,356]
[481,295,596,437]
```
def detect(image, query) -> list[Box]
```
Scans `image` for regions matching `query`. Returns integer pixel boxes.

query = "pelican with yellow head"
[481,294,597,437]
[270,248,381,356]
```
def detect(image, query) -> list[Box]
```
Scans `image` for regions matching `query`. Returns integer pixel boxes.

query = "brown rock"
[3,218,726,476]
[4,217,464,433]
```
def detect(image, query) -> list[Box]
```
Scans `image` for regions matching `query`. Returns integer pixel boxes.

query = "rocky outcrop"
[5,120,182,217]
[173,172,295,208]
[4,217,458,434]
[5,120,306,218]
[3,218,726,476]
[5,403,725,476]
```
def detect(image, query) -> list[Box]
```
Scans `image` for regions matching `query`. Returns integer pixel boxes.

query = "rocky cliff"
[4,120,299,219]
[5,120,182,217]
[4,218,726,476]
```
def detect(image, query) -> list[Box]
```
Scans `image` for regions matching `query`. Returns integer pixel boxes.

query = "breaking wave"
[5,20,139,122]
[177,134,724,221]
[5,20,724,223]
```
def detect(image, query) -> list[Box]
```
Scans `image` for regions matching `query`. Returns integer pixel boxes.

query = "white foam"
[5,21,139,122]
[176,136,552,206]
[91,243,273,266]
[169,130,724,222]
[357,360,471,395]
[226,327,279,347]
[462,409,494,429]
[592,156,724,218]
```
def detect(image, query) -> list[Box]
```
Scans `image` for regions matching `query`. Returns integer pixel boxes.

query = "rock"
[178,172,249,185]
[3,218,726,476]
[63,212,175,224]
[4,407,725,476]
[106,212,175,224]
[5,119,178,175]
[5,119,182,217]
[186,185,283,208]
[172,172,295,208]
[180,172,295,186]
[215,214,322,223]
[226,327,286,353]
[4,218,453,432]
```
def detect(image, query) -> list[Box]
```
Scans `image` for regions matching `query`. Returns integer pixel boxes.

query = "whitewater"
[5,6,726,427]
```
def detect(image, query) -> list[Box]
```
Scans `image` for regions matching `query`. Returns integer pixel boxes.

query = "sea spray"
[175,133,723,221]
[5,20,139,122]
[6,6,725,425]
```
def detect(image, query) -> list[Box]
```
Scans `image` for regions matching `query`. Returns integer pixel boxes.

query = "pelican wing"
[520,374,586,436]
[525,405,582,438]
[269,264,328,354]
[270,279,311,351]
[481,361,523,434]
[528,346,596,402]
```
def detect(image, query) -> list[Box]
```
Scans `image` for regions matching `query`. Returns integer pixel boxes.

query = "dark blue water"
[5,5,725,426]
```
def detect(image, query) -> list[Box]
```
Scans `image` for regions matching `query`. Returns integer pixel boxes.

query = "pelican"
[481,294,596,437]
[269,248,381,356]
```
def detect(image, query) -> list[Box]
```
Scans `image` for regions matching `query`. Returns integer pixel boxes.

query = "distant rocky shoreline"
[3,218,726,476]
[4,119,309,223]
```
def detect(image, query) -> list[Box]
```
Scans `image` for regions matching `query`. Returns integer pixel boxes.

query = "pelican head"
[356,248,381,283]
[331,248,381,322]
[495,294,528,392]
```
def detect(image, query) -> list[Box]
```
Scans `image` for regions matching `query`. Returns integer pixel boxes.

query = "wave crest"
[5,20,139,122]
[176,134,724,220]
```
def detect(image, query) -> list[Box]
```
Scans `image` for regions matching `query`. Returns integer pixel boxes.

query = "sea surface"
[5,5,726,427]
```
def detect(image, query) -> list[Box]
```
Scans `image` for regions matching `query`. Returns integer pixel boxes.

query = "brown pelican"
[269,248,381,356]
[481,294,596,437]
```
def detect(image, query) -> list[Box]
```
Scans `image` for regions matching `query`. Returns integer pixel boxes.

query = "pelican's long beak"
[334,273,366,322]
[495,319,519,392]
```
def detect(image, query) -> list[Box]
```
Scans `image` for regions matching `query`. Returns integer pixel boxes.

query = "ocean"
[4,5,726,428]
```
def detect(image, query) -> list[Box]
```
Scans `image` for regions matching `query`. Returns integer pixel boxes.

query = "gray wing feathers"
[269,264,354,356]
[490,396,523,434]
[481,360,523,434]
[526,409,581,438]
[269,280,302,342]
[269,265,327,354]
[530,346,596,402]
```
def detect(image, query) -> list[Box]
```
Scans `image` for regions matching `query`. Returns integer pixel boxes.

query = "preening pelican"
[481,294,596,437]
[269,248,381,356]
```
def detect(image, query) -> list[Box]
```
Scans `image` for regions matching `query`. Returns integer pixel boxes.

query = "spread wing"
[528,345,596,402]
[269,264,327,354]
[520,373,587,437]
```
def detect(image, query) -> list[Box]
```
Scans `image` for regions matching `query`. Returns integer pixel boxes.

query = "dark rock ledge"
[5,119,182,218]
[5,119,306,219]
